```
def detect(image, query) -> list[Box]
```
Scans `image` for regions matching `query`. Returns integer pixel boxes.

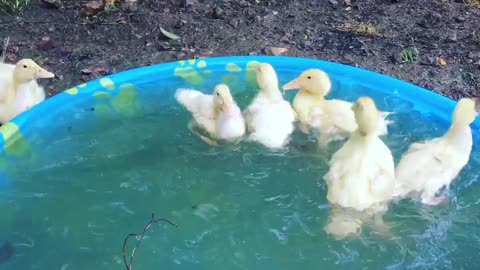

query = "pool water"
[1,71,480,270]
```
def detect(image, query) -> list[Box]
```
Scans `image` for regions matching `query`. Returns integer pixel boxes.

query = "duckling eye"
[307,76,312,79]
[216,92,220,96]
[23,65,27,69]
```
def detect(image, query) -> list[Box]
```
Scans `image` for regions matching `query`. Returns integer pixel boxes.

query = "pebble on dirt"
[267,47,289,56]
[38,37,55,51]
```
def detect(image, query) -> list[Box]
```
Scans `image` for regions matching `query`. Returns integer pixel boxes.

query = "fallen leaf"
[81,68,92,75]
[85,1,104,15]
[94,67,106,73]
[160,27,181,40]
[268,47,289,56]
[437,57,447,66]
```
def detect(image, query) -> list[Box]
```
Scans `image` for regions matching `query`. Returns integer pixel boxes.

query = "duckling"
[394,98,478,205]
[0,59,54,124]
[282,69,392,146]
[175,84,246,146]
[323,97,395,238]
[243,63,296,149]
[325,97,395,210]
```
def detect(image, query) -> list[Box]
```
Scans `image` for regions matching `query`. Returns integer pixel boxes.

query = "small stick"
[122,213,177,270]
[1,36,10,62]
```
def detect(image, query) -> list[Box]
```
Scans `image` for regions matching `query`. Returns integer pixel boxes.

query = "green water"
[1,80,480,270]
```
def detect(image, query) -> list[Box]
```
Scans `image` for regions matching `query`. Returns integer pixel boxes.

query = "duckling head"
[213,84,235,110]
[14,59,55,84]
[352,97,379,136]
[255,63,280,94]
[452,98,477,128]
[282,69,331,97]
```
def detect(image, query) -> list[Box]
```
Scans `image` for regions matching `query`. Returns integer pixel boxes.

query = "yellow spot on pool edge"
[188,59,196,65]
[78,83,87,88]
[0,123,19,142]
[0,122,30,157]
[246,61,261,71]
[100,78,115,90]
[197,60,207,69]
[174,67,203,85]
[65,88,78,95]
[179,60,186,66]
[113,83,140,116]
[222,74,238,84]
[246,61,261,84]
[93,91,111,99]
[226,63,242,73]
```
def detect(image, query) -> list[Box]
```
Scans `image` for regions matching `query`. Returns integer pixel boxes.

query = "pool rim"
[0,55,477,150]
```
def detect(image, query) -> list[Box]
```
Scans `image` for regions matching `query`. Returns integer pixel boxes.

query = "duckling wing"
[325,135,394,211]
[394,138,465,200]
[0,71,13,102]
[368,140,395,201]
[311,99,357,142]
[245,99,296,149]
[175,89,216,135]
[217,104,246,140]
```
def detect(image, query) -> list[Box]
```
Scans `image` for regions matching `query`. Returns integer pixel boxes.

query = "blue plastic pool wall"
[0,55,478,158]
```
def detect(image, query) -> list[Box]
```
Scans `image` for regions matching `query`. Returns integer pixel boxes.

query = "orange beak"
[35,67,55,79]
[282,78,301,91]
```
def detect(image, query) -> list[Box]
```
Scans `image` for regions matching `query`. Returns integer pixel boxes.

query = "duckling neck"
[445,123,472,146]
[297,89,325,102]
[262,85,283,101]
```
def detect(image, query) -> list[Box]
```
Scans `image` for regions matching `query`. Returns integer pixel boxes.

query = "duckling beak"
[35,67,55,79]
[282,78,301,91]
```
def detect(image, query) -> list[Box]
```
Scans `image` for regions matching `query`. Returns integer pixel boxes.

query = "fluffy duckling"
[323,97,395,238]
[282,69,392,145]
[243,63,296,149]
[325,97,395,211]
[175,84,246,145]
[394,98,478,205]
[0,59,54,124]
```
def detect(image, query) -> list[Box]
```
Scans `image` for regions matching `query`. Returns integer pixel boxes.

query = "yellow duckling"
[175,84,246,145]
[0,59,54,124]
[324,97,395,238]
[243,63,296,149]
[282,69,392,145]
[394,98,478,205]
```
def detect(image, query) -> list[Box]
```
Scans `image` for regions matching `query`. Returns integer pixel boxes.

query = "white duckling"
[282,69,392,146]
[0,59,54,124]
[175,83,246,145]
[324,97,395,238]
[243,63,296,149]
[324,97,395,211]
[394,98,478,205]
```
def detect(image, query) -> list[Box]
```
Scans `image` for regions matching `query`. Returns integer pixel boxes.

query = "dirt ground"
[0,0,479,100]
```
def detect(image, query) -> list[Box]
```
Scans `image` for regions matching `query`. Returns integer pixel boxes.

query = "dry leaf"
[160,27,181,40]
[85,1,104,15]
[437,57,447,66]
[94,67,106,73]
[268,47,289,56]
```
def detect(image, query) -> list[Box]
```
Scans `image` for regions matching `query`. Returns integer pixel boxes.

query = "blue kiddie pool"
[0,56,479,269]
